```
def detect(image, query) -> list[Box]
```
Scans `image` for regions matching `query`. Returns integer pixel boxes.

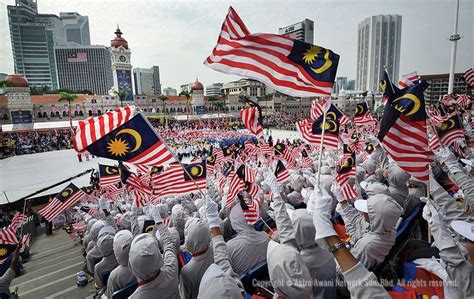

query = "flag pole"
[18,199,29,238]
[448,0,461,94]
[384,65,397,95]
[316,108,327,186]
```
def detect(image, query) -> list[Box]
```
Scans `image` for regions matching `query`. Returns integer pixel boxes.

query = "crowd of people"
[34,132,472,299]
[1,129,74,158]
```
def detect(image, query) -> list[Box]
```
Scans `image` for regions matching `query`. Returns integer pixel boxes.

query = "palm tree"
[114,90,127,107]
[158,95,167,114]
[58,91,78,129]
[178,90,192,122]
[208,96,225,117]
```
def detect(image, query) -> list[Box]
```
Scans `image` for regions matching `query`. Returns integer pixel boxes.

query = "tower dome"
[110,26,129,49]
[191,79,204,91]
[4,74,29,87]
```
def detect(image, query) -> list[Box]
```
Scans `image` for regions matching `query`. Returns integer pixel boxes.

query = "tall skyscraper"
[133,68,154,95]
[151,66,161,95]
[278,19,314,44]
[55,45,113,94]
[356,15,402,92]
[59,12,90,45]
[7,0,67,89]
[110,26,133,101]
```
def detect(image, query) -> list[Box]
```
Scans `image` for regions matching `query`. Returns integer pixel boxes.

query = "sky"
[0,0,472,91]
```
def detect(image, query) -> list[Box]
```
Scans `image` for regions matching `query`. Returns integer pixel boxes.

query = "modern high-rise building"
[356,15,402,92]
[133,66,161,95]
[333,77,347,94]
[59,12,90,45]
[422,73,471,105]
[162,87,177,96]
[133,68,153,95]
[55,45,113,95]
[278,19,314,44]
[151,66,161,95]
[7,0,68,89]
[206,83,223,96]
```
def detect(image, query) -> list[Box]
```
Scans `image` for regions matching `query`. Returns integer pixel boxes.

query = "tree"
[114,90,127,107]
[158,95,168,114]
[0,80,13,88]
[178,90,192,122]
[58,91,78,129]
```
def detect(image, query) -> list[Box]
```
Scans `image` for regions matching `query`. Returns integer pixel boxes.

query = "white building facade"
[278,19,314,44]
[356,14,402,92]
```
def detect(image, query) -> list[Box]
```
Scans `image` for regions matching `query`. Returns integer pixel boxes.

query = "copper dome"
[191,80,204,91]
[4,74,29,87]
[111,26,129,49]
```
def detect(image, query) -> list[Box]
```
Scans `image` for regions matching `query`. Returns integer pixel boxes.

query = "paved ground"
[11,230,96,299]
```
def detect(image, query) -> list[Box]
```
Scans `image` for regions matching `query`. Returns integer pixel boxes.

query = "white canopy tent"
[0,149,116,205]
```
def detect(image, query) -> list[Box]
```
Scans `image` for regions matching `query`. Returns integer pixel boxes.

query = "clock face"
[119,55,127,62]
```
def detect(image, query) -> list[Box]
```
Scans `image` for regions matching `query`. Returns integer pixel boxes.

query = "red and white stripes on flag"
[20,233,31,253]
[100,174,121,186]
[240,107,264,140]
[456,94,471,107]
[152,164,207,199]
[131,189,149,208]
[300,157,313,168]
[10,212,27,231]
[461,68,474,89]
[245,182,260,198]
[439,128,465,148]
[124,172,153,195]
[204,7,335,97]
[244,167,256,183]
[0,227,18,245]
[399,71,419,89]
[39,189,86,222]
[226,172,245,210]
[381,115,433,182]
[242,199,260,225]
[74,105,135,152]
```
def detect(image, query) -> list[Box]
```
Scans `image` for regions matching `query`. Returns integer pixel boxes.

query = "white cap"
[460,158,472,166]
[354,200,368,214]
[359,181,368,190]
[451,220,474,242]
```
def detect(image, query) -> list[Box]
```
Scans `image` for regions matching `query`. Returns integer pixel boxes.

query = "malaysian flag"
[9,212,27,231]
[67,52,87,63]
[461,68,474,90]
[296,100,348,148]
[0,244,17,264]
[240,98,264,140]
[205,7,339,97]
[20,233,31,253]
[378,79,433,182]
[274,160,290,183]
[244,181,260,198]
[39,183,86,222]
[435,114,465,149]
[99,164,121,185]
[398,71,419,89]
[239,196,260,225]
[152,162,207,199]
[354,102,374,125]
[206,154,217,174]
[226,171,245,210]
[456,94,471,107]
[300,149,313,168]
[120,163,153,195]
[0,226,18,245]
[335,151,358,200]
[74,107,175,167]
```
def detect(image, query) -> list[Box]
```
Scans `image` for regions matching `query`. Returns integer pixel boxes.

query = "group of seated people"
[72,136,473,298]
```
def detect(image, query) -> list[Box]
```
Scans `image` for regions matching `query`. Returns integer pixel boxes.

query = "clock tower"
[110,26,133,102]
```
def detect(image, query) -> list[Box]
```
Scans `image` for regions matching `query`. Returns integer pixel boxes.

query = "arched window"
[55,111,60,117]
[62,111,67,117]
[42,112,47,118]
[97,110,102,115]
[37,112,42,118]
[50,111,55,117]
[88,110,93,116]
[74,111,79,116]
[79,110,84,116]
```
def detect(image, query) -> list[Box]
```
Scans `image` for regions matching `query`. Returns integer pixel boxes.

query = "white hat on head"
[451,220,474,242]
[354,200,368,214]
